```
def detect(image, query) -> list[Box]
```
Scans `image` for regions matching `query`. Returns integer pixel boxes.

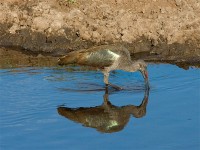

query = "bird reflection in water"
[57,88,149,133]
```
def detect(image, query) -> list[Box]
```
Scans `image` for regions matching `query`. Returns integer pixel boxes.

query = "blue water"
[0,64,199,150]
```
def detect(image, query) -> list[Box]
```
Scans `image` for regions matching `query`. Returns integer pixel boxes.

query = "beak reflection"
[141,69,150,90]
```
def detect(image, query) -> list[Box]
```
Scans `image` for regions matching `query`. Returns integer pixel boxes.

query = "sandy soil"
[0,0,200,68]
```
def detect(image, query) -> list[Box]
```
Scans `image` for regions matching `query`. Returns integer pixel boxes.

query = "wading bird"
[58,45,149,90]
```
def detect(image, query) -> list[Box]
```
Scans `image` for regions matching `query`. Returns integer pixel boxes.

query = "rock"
[175,0,182,6]
[32,17,50,31]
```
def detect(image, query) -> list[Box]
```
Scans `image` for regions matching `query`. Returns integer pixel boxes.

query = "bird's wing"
[58,45,130,68]
[76,48,120,68]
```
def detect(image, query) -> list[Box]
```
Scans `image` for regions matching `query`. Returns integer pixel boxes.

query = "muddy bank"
[0,47,58,68]
[0,0,200,68]
[1,46,199,70]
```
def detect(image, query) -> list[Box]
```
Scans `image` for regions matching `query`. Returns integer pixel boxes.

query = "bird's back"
[58,45,131,68]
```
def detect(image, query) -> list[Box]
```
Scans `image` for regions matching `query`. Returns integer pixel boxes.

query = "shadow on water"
[57,87,149,133]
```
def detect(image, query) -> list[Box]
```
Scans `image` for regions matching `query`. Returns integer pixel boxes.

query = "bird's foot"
[106,83,123,91]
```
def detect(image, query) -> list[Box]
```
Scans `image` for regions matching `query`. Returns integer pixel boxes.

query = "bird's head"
[134,60,150,89]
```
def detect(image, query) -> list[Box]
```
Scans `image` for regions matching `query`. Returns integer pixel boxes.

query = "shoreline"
[1,46,199,70]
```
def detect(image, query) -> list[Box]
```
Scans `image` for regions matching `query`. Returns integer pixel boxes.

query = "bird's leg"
[104,72,109,87]
[103,86,109,103]
[103,72,122,90]
[102,86,112,111]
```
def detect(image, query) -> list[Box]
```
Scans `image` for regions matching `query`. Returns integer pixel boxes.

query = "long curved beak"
[140,69,150,90]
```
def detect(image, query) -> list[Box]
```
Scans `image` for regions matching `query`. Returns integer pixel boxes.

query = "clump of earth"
[0,0,200,69]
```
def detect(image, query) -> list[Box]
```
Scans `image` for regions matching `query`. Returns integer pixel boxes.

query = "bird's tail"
[58,53,78,65]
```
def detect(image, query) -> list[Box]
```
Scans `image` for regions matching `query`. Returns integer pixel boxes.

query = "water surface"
[0,64,199,150]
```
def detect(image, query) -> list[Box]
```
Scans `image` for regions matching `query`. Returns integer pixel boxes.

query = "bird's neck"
[121,61,139,72]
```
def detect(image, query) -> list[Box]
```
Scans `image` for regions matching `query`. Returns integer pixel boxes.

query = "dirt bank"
[0,0,200,68]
